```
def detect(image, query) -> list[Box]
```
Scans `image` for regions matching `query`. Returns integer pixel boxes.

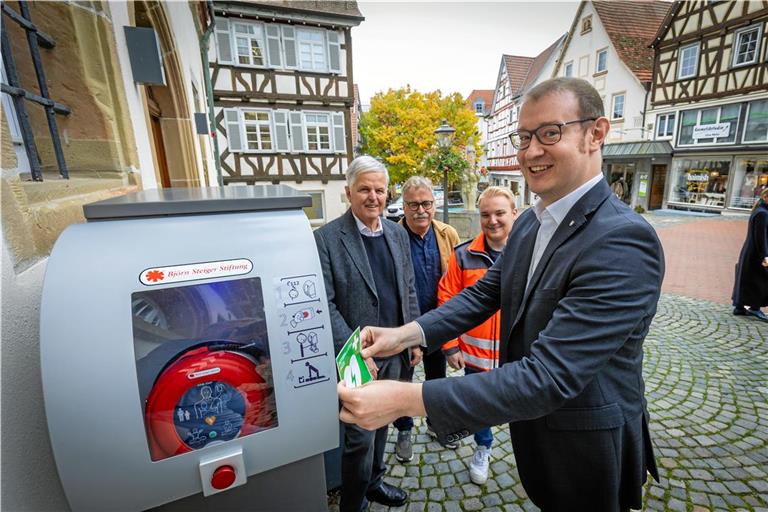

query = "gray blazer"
[314,209,420,357]
[419,179,664,511]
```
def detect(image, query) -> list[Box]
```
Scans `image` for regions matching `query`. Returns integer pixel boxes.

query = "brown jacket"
[399,218,460,274]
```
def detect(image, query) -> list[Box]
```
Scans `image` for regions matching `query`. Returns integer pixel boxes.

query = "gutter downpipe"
[200,0,223,186]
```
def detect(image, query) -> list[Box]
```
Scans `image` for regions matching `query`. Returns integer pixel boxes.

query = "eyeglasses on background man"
[405,200,434,211]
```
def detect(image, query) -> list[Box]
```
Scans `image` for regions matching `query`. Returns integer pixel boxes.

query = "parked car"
[385,197,404,221]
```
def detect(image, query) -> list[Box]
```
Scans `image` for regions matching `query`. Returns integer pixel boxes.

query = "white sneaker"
[469,446,491,485]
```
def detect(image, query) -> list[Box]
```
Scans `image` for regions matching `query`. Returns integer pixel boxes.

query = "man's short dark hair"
[524,77,605,119]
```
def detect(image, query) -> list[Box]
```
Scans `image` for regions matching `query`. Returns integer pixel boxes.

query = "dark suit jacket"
[314,209,420,358]
[419,179,664,511]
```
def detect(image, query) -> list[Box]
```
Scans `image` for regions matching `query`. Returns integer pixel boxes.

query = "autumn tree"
[360,86,481,186]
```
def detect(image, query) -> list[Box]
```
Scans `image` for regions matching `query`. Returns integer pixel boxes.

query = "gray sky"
[353,1,580,105]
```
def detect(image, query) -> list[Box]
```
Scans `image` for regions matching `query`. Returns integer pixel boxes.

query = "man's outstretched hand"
[338,380,426,431]
[359,322,423,359]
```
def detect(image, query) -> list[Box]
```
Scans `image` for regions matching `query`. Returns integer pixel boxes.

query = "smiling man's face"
[346,170,387,229]
[518,90,598,206]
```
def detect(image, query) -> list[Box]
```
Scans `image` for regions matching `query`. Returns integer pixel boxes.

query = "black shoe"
[747,309,768,322]
[366,482,408,507]
[733,306,747,316]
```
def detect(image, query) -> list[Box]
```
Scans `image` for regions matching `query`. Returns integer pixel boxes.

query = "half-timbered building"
[210,1,364,223]
[553,0,672,211]
[487,35,566,206]
[465,89,493,181]
[649,1,768,213]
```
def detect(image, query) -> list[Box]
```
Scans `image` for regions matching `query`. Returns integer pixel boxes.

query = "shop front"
[666,97,768,213]
[668,155,768,213]
[601,141,673,211]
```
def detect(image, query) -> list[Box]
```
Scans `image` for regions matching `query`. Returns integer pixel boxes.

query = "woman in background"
[732,187,768,322]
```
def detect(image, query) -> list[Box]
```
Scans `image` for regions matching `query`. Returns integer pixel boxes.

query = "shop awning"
[602,141,673,159]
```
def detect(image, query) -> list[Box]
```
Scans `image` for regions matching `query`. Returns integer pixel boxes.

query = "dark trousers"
[394,349,446,431]
[341,355,404,512]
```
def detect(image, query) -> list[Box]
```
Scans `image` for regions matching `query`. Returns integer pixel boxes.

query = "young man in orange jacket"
[437,186,518,484]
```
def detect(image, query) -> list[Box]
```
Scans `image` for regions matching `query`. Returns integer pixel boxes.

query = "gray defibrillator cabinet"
[40,186,338,511]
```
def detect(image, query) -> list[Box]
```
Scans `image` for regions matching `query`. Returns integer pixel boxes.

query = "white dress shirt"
[353,213,384,237]
[526,173,605,287]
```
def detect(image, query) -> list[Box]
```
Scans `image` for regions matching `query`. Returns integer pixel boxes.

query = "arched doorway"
[133,1,200,188]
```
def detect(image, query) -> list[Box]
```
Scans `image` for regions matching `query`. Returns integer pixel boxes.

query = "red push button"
[211,465,236,490]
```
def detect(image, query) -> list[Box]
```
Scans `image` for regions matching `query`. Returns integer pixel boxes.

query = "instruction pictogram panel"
[275,274,331,389]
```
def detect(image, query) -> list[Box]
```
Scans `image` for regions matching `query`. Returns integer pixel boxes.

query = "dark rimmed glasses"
[405,200,434,211]
[509,118,597,150]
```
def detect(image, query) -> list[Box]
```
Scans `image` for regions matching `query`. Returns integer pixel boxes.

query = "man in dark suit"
[337,78,664,511]
[314,155,420,512]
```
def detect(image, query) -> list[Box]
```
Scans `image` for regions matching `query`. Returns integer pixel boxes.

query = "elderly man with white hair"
[314,155,419,512]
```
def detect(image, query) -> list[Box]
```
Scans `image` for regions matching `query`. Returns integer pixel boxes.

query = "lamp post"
[434,119,455,223]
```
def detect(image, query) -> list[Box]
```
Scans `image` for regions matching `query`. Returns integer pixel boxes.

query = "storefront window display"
[730,158,768,209]
[669,159,730,207]
[608,162,635,204]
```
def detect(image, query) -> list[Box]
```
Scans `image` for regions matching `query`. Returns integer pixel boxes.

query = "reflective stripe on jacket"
[437,232,501,372]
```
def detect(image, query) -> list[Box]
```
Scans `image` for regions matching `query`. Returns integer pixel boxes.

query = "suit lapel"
[506,216,539,319]
[512,180,613,329]
[339,211,377,298]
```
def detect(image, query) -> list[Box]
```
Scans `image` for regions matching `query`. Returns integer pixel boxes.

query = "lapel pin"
[568,220,575,227]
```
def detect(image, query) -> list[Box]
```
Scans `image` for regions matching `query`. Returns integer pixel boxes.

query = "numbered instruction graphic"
[275,274,332,389]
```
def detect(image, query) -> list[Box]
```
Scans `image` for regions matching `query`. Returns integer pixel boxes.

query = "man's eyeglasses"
[509,118,597,150]
[405,200,434,211]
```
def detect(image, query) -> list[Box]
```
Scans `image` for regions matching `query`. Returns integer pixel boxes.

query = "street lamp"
[434,119,455,223]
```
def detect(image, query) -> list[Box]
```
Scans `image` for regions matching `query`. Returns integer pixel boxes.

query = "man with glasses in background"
[392,176,460,462]
[338,77,664,511]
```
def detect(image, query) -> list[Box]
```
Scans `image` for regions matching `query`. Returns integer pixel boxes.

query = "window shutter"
[266,25,282,68]
[327,31,341,73]
[282,26,297,69]
[224,109,242,152]
[273,110,290,152]
[332,112,346,153]
[215,18,234,64]
[289,112,305,151]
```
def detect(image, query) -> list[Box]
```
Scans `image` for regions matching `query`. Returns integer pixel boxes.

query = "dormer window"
[581,15,592,34]
[474,101,484,114]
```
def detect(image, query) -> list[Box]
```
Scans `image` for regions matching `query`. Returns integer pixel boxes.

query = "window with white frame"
[474,100,484,114]
[243,111,273,150]
[744,99,768,143]
[656,113,676,138]
[215,18,341,73]
[233,22,265,66]
[297,29,327,71]
[564,61,573,77]
[302,191,326,224]
[611,93,625,120]
[732,25,762,67]
[305,113,332,151]
[224,108,345,154]
[596,49,608,73]
[678,43,699,79]
[678,103,741,146]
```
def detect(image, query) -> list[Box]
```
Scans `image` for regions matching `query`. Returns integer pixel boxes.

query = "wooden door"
[649,164,667,210]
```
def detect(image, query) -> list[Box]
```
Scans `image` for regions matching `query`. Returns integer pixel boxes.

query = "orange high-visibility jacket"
[437,232,501,372]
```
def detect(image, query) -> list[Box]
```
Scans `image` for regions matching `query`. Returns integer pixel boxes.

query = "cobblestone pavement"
[329,211,767,511]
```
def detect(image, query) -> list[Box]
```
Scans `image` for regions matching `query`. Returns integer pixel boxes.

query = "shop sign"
[686,172,710,182]
[693,123,730,139]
